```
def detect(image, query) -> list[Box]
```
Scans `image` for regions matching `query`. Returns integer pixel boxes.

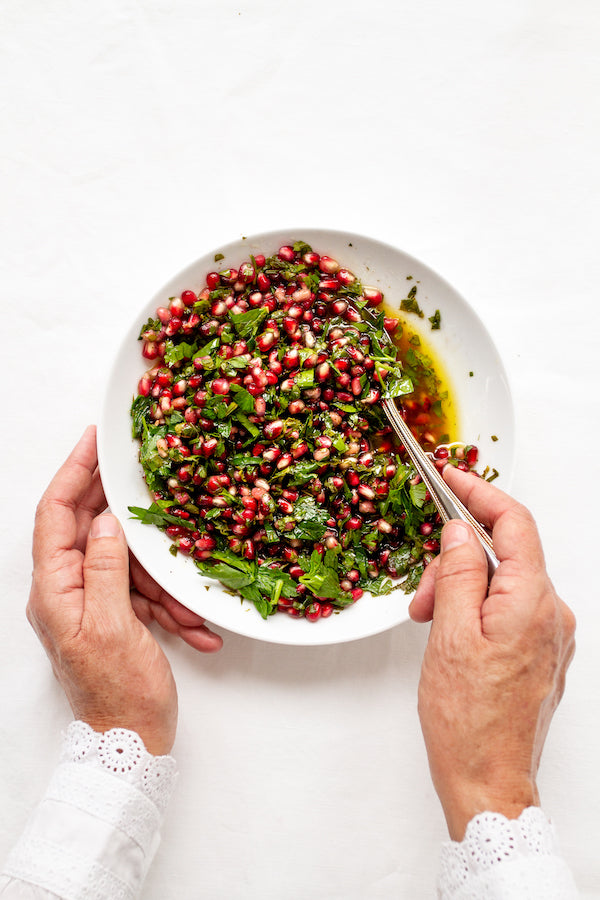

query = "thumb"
[431,520,489,634]
[83,514,132,625]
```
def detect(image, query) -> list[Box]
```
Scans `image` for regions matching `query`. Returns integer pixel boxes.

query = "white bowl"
[98,229,515,646]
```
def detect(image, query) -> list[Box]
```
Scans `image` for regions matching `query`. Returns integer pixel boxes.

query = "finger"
[443,466,545,572]
[129,551,223,633]
[82,513,132,627]
[74,467,108,552]
[430,520,489,635]
[409,555,440,623]
[130,591,223,653]
[34,425,99,569]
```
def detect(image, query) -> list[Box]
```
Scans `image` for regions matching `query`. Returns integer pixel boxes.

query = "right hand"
[409,466,576,840]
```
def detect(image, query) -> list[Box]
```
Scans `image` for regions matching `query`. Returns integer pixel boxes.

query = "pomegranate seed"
[211,300,228,317]
[319,256,339,274]
[165,317,182,336]
[383,317,399,334]
[263,446,281,462]
[264,419,284,440]
[137,374,152,396]
[315,362,331,382]
[306,602,322,622]
[169,297,185,317]
[195,535,217,553]
[319,278,339,291]
[363,286,383,307]
[345,516,362,530]
[351,587,363,602]
[344,306,362,324]
[376,519,393,534]
[331,299,347,316]
[282,348,299,369]
[278,245,295,261]
[292,442,308,458]
[288,399,306,415]
[206,272,220,290]
[201,438,218,457]
[257,330,277,352]
[351,377,363,396]
[282,317,299,337]
[177,536,195,554]
[423,539,440,553]
[238,261,255,283]
[362,388,380,405]
[257,272,270,292]
[466,446,479,466]
[181,289,197,306]
[277,453,292,470]
[212,377,230,395]
[142,341,160,360]
[303,251,320,266]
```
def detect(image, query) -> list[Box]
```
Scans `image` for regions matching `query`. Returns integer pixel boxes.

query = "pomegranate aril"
[278,245,295,261]
[363,287,383,307]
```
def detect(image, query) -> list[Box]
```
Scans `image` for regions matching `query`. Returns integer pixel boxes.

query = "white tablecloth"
[2,1,599,896]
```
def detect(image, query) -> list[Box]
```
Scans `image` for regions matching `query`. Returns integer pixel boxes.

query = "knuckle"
[83,548,125,575]
[562,602,576,639]
[436,549,484,586]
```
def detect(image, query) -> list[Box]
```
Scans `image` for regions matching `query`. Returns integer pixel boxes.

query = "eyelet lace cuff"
[1,721,178,900]
[438,807,579,898]
[61,720,177,814]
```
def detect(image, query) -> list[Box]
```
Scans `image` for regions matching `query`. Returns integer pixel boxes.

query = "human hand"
[27,425,223,755]
[409,466,575,841]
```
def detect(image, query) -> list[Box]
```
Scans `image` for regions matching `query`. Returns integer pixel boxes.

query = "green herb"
[195,551,297,620]
[428,309,441,330]
[130,395,152,438]
[409,482,427,509]
[229,307,269,339]
[299,549,348,602]
[286,496,330,541]
[400,286,424,317]
[214,252,224,262]
[137,317,161,340]
[292,240,312,256]
[128,502,195,530]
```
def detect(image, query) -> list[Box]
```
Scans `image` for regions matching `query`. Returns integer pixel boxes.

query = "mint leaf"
[287,496,329,541]
[130,394,152,439]
[229,308,268,339]
[128,503,195,530]
[382,375,413,400]
[409,482,427,509]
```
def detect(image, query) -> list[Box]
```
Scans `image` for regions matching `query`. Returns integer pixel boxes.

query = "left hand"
[27,425,222,755]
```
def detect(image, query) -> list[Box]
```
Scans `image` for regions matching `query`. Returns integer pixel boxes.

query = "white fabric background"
[1,1,599,897]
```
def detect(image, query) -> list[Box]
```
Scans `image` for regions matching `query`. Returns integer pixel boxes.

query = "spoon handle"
[383,399,499,579]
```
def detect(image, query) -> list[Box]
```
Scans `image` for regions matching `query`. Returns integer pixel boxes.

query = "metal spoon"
[362,307,499,579]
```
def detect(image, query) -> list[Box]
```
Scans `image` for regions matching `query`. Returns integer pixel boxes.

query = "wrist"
[438,776,539,841]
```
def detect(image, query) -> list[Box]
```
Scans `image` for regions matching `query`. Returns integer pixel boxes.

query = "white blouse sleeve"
[0,721,177,900]
[437,807,579,899]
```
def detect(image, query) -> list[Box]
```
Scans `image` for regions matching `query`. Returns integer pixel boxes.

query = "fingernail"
[90,514,120,539]
[441,521,470,552]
